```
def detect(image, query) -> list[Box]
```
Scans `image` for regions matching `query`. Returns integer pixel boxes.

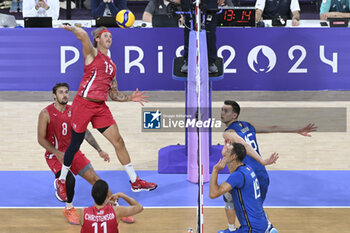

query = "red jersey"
[81,205,118,233]
[45,104,72,158]
[77,50,117,101]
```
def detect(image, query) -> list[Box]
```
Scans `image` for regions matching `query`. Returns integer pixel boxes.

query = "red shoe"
[130,176,157,192]
[63,207,80,225]
[120,216,135,224]
[54,178,67,202]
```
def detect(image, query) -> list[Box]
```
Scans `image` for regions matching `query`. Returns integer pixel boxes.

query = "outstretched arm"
[60,25,96,60]
[223,131,279,166]
[84,129,110,162]
[254,123,317,136]
[109,78,149,105]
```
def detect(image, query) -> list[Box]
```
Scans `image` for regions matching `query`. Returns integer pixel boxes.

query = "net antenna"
[194,0,204,232]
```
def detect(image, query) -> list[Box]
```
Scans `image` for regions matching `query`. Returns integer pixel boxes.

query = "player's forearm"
[69,26,89,41]
[255,125,298,133]
[209,169,220,199]
[119,193,143,211]
[245,144,264,165]
[84,130,102,152]
[223,131,263,164]
[109,90,131,102]
[109,79,131,102]
[38,138,62,155]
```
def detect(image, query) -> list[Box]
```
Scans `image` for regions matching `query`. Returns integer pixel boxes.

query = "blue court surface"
[0,170,349,208]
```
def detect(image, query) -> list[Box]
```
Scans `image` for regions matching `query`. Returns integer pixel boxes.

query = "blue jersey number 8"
[253,178,261,200]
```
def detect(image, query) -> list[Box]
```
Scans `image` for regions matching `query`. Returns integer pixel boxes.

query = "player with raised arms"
[55,26,157,201]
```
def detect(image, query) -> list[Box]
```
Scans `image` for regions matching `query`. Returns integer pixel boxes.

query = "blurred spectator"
[255,0,300,26]
[59,0,76,10]
[320,0,350,20]
[23,0,59,20]
[84,0,90,9]
[220,0,233,7]
[91,0,126,18]
[9,0,23,13]
[142,0,180,23]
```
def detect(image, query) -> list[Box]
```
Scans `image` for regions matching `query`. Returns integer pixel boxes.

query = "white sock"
[228,223,236,231]
[124,163,137,183]
[66,202,73,210]
[59,165,70,180]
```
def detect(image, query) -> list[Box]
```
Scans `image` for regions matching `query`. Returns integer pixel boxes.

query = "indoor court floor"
[0,91,349,232]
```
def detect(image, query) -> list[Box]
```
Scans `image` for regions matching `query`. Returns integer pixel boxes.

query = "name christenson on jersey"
[84,213,115,222]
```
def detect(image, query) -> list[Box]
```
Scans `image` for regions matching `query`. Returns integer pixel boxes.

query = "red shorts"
[45,150,90,175]
[71,95,116,133]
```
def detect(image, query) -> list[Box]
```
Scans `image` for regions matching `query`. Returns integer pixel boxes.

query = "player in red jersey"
[56,26,157,201]
[38,83,134,225]
[81,179,143,233]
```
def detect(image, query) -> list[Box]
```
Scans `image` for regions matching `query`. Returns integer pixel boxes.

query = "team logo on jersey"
[247,45,276,73]
[143,110,161,129]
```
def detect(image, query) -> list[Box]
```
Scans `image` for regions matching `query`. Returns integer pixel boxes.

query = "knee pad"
[223,192,234,209]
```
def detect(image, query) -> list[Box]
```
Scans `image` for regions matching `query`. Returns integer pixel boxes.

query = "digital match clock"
[217,7,256,27]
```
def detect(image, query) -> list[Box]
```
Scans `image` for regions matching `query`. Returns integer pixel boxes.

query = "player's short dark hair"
[231,143,246,162]
[224,100,240,116]
[52,83,69,94]
[91,179,109,205]
[92,26,108,48]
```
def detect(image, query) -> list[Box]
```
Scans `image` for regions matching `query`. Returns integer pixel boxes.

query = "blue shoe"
[269,227,278,233]
[217,228,236,233]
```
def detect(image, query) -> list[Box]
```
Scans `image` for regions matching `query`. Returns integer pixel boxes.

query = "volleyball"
[115,10,135,29]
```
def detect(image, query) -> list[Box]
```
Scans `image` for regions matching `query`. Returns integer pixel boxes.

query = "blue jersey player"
[218,100,317,233]
[210,142,278,233]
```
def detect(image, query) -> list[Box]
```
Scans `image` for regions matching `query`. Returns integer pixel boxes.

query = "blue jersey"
[226,165,268,232]
[225,121,270,202]
[225,121,266,174]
